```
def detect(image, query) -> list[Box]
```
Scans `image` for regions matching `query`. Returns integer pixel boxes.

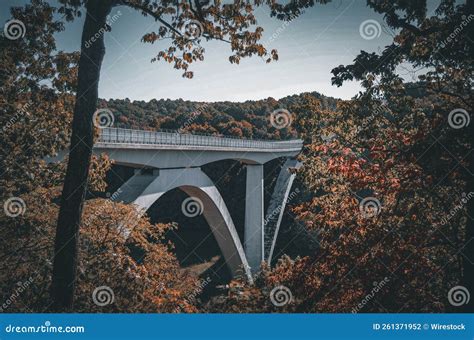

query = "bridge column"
[264,159,302,264]
[244,164,264,275]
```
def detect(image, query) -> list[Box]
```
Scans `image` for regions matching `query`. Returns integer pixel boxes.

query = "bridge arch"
[119,167,252,281]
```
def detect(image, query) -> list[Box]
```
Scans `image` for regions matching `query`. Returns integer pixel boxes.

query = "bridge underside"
[115,167,252,280]
[113,161,300,282]
[93,146,299,169]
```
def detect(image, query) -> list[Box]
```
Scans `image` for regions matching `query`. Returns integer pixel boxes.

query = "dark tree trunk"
[51,0,113,310]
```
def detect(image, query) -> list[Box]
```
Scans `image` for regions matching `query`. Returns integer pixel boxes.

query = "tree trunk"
[51,0,113,310]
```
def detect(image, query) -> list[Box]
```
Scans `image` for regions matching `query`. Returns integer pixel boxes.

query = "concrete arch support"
[131,167,252,281]
[264,159,302,264]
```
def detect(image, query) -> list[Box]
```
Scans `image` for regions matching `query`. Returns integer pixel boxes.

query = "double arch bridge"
[94,128,303,281]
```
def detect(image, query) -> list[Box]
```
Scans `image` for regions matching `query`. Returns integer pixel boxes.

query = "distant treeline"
[101,91,339,140]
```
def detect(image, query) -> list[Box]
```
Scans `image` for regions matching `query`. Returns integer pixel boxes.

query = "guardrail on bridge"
[97,128,303,151]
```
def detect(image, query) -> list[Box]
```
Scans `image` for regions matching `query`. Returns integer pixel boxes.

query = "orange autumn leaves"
[0,186,200,312]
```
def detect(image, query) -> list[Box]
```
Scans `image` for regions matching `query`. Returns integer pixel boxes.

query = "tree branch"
[391,15,439,36]
[122,1,183,36]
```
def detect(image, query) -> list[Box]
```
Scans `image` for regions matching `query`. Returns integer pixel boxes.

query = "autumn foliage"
[1,0,472,313]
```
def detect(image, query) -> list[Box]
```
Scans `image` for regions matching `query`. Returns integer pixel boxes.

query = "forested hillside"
[101,92,339,139]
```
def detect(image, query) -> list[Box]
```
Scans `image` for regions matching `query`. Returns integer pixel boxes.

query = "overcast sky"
[2,0,408,102]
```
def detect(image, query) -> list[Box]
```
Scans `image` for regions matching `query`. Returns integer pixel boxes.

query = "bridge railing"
[97,128,303,150]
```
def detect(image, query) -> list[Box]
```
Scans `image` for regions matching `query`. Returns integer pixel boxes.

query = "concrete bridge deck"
[94,128,303,169]
[97,127,303,152]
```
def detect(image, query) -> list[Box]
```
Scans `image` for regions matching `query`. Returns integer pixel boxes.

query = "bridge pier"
[244,164,264,275]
